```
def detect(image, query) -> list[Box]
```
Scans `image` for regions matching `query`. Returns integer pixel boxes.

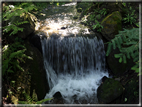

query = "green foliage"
[80,4,108,33]
[2,2,37,36]
[123,7,137,25]
[18,90,53,104]
[2,37,33,76]
[92,20,103,32]
[99,8,108,16]
[106,28,139,74]
[122,3,127,7]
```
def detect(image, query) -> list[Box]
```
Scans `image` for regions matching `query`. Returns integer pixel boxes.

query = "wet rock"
[45,92,64,104]
[102,76,108,83]
[106,48,135,76]
[101,11,122,41]
[97,78,124,104]
[53,92,62,99]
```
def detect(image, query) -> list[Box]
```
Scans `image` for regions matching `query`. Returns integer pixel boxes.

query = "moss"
[101,11,122,40]
[97,78,124,103]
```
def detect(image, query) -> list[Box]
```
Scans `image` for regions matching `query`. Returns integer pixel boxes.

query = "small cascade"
[40,35,109,104]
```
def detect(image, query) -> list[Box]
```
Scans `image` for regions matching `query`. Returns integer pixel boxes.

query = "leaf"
[106,43,112,56]
[119,57,122,63]
[7,69,14,73]
[133,56,139,62]
[135,68,139,73]
[125,98,127,102]
[9,49,26,60]
[131,64,139,70]
[11,95,18,104]
[116,38,121,50]
[123,55,127,63]
[114,53,121,58]
[112,40,116,49]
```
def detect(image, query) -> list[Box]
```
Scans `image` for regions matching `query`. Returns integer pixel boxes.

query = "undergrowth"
[2,2,52,104]
[2,37,33,77]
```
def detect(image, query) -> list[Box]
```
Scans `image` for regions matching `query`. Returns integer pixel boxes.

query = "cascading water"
[40,35,109,104]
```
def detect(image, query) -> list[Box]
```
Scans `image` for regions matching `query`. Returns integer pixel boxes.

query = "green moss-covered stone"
[101,11,122,40]
[97,78,124,104]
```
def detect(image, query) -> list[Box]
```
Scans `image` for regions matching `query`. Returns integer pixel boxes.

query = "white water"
[40,36,109,104]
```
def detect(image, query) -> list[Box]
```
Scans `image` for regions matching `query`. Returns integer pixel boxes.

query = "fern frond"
[106,42,112,56]
[131,63,139,72]
[115,38,121,49]
[118,36,123,44]
[123,54,127,63]
[16,63,24,72]
[119,57,122,63]
[126,51,130,59]
[106,28,139,74]
[114,53,122,58]
[112,40,116,49]
[9,49,26,60]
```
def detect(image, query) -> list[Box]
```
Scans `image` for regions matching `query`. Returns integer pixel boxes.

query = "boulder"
[24,41,49,100]
[106,48,135,76]
[101,11,122,41]
[10,14,35,39]
[97,78,124,104]
[12,40,49,102]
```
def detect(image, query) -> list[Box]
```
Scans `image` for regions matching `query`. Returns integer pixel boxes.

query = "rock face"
[101,11,122,41]
[97,78,124,104]
[29,33,42,54]
[24,41,49,100]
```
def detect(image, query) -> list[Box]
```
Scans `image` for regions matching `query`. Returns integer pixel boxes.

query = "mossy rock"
[101,11,122,41]
[97,78,124,104]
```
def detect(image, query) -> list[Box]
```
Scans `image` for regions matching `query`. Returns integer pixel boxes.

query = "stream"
[35,2,109,104]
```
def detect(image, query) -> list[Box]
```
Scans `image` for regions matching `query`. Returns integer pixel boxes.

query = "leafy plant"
[123,7,137,25]
[89,14,96,22]
[106,28,139,74]
[99,8,108,16]
[122,3,127,7]
[92,20,103,32]
[2,2,37,36]
[2,38,33,76]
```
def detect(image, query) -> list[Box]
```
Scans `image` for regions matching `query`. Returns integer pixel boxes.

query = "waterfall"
[40,35,109,104]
